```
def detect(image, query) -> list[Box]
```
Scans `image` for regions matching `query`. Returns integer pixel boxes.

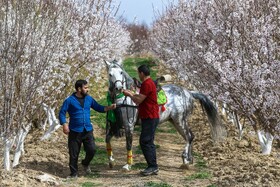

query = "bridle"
[108,64,138,124]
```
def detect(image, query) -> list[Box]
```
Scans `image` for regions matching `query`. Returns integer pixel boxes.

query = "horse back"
[160,84,194,122]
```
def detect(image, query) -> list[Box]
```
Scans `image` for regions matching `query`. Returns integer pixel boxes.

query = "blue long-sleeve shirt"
[59,93,105,132]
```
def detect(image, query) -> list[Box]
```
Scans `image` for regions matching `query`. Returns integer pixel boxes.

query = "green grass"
[195,159,207,170]
[80,146,108,167]
[81,181,102,187]
[85,170,101,179]
[135,145,142,154]
[185,152,212,181]
[142,181,172,187]
[132,162,147,170]
[186,171,212,180]
[193,152,207,170]
[134,126,141,132]
[95,137,105,143]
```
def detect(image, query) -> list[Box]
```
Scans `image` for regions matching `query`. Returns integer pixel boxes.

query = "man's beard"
[81,91,88,97]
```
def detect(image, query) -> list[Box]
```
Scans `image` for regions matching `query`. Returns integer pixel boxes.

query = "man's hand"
[110,103,116,110]
[105,103,116,111]
[123,89,146,105]
[62,123,70,135]
[123,89,133,97]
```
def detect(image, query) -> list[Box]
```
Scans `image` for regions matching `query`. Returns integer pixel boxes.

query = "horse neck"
[123,72,133,90]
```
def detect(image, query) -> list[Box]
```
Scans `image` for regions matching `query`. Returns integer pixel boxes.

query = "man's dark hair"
[138,64,150,76]
[75,79,87,91]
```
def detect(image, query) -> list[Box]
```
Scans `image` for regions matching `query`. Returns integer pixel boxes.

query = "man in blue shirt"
[59,79,116,178]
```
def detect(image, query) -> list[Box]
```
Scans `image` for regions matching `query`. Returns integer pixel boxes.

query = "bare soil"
[1,103,280,187]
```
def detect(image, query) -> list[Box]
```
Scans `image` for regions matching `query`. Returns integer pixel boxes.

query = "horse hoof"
[179,164,190,170]
[109,162,116,169]
[121,164,131,172]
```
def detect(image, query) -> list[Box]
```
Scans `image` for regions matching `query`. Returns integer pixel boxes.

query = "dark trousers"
[68,129,96,175]
[140,118,159,168]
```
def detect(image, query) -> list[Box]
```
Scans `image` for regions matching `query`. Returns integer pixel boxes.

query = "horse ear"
[104,60,111,68]
[116,58,123,66]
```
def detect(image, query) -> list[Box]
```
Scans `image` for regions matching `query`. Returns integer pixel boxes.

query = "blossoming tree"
[150,0,280,154]
[0,0,130,171]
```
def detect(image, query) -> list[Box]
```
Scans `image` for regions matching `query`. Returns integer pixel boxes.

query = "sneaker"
[82,164,92,174]
[66,174,78,180]
[140,167,159,176]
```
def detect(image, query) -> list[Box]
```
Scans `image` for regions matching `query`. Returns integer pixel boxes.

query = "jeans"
[140,118,159,168]
[68,129,96,175]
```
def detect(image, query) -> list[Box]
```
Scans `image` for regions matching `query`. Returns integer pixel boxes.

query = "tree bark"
[257,130,274,155]
[41,104,60,140]
[12,123,31,167]
[4,137,13,171]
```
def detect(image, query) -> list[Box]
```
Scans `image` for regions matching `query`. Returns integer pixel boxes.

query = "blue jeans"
[140,118,159,168]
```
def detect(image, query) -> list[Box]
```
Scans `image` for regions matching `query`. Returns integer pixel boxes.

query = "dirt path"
[1,102,280,187]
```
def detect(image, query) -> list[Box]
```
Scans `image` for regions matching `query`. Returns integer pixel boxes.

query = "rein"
[116,104,138,108]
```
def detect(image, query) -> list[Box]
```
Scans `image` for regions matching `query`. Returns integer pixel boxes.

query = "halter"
[108,62,126,95]
[108,79,125,103]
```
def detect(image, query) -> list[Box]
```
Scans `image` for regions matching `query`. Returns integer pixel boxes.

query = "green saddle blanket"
[157,89,167,105]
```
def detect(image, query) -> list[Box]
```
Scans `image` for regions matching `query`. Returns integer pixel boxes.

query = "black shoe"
[140,167,159,176]
[82,164,92,174]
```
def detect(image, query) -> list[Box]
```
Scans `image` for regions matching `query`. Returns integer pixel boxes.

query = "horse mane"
[123,71,134,89]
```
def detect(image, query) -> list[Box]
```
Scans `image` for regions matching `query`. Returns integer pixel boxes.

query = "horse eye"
[109,74,112,77]
[120,72,123,74]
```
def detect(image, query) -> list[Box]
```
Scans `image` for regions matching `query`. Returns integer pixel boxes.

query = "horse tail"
[191,92,227,142]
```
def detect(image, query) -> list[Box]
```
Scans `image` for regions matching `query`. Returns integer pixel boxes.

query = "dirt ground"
[1,103,280,187]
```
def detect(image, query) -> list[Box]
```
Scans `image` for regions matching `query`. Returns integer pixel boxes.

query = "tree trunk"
[41,104,61,140]
[12,123,31,167]
[3,137,12,171]
[256,130,274,155]
[232,112,243,140]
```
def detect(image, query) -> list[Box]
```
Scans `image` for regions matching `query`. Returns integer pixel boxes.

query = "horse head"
[105,59,127,95]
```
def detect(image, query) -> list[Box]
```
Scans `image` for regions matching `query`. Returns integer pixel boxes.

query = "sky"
[114,0,177,26]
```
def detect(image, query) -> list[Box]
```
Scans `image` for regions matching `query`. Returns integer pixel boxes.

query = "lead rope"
[123,96,136,125]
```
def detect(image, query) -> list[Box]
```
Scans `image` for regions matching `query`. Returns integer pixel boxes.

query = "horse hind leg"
[183,129,194,164]
[180,126,195,169]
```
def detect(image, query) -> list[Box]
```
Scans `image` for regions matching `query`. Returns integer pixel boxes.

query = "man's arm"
[91,97,116,112]
[59,100,70,135]
[123,90,146,105]
[104,104,116,112]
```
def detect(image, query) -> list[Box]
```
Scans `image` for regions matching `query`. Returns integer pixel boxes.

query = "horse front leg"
[106,128,115,168]
[122,127,133,171]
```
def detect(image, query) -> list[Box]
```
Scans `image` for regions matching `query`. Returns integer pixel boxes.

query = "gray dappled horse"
[105,59,226,171]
